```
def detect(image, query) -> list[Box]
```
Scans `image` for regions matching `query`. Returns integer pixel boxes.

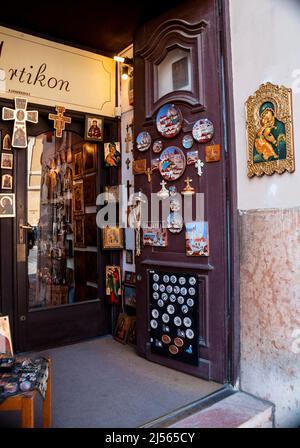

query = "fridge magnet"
[102,226,124,250]
[205,144,221,163]
[246,82,294,177]
[156,104,183,138]
[153,140,163,154]
[2,97,38,148]
[187,151,199,166]
[192,118,214,143]
[143,227,168,247]
[181,177,195,196]
[159,146,186,182]
[1,153,13,170]
[195,158,204,177]
[0,193,15,218]
[2,174,13,190]
[182,134,194,150]
[48,106,72,138]
[104,142,121,167]
[2,134,12,150]
[167,212,184,234]
[84,115,103,142]
[151,158,161,172]
[136,131,151,152]
[185,222,209,257]
[106,266,122,306]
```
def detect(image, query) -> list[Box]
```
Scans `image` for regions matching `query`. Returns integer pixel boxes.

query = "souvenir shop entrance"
[0,104,119,352]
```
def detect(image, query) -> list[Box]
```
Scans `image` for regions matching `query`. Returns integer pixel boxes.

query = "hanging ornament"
[2,97,39,148]
[48,105,72,138]
[182,134,194,150]
[129,192,146,257]
[153,140,163,154]
[181,177,195,196]
[167,212,184,234]
[157,181,170,200]
[192,118,214,143]
[195,158,204,177]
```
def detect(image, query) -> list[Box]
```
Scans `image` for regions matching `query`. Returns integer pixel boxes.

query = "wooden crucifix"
[2,97,38,148]
[145,168,153,183]
[48,106,72,138]
[126,179,132,201]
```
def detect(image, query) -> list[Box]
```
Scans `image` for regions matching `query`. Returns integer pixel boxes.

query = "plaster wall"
[230,0,300,427]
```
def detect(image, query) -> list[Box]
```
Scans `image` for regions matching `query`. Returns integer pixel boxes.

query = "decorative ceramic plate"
[156,104,183,138]
[153,140,163,154]
[182,134,194,149]
[159,146,186,182]
[136,131,151,152]
[192,119,214,143]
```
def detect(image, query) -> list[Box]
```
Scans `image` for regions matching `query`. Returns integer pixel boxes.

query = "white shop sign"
[0,26,116,116]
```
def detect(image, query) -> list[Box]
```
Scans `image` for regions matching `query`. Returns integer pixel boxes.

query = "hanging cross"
[48,106,72,138]
[125,123,133,153]
[160,180,168,189]
[126,180,132,201]
[185,177,193,189]
[145,168,153,183]
[2,97,38,148]
[125,158,131,170]
[195,159,204,177]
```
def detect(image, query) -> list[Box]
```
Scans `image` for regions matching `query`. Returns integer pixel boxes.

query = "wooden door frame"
[219,0,240,386]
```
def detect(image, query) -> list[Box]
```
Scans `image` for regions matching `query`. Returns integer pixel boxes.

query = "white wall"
[230,0,300,210]
[118,45,135,274]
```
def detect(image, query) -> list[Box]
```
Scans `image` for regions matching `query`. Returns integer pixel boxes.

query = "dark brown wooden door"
[134,0,230,383]
[3,105,116,352]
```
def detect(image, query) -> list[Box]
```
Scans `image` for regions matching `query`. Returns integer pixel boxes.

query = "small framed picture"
[2,174,13,190]
[187,151,199,166]
[143,227,168,247]
[85,115,103,142]
[104,142,121,167]
[104,185,120,203]
[83,142,97,174]
[2,134,12,151]
[73,183,84,215]
[114,313,132,344]
[125,250,134,264]
[0,315,14,356]
[102,226,124,250]
[127,317,136,346]
[106,265,122,305]
[132,159,146,175]
[73,149,83,180]
[124,271,136,285]
[185,222,209,257]
[124,285,136,309]
[74,216,85,248]
[1,153,13,170]
[0,193,15,218]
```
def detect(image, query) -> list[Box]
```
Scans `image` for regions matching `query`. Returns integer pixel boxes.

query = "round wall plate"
[159,146,186,182]
[136,131,151,152]
[156,104,183,138]
[192,118,214,143]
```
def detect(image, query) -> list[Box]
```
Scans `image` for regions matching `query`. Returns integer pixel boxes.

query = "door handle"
[19,225,33,230]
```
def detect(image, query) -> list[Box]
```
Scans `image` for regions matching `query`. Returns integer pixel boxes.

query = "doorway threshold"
[140,386,234,428]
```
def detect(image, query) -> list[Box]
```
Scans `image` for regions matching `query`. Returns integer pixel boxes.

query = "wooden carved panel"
[135,19,208,119]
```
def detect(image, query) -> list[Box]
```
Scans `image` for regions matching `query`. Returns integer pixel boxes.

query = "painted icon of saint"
[253,102,286,163]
